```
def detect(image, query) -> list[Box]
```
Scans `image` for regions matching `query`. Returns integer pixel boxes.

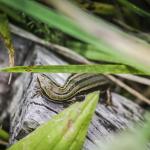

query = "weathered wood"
[8,36,145,149]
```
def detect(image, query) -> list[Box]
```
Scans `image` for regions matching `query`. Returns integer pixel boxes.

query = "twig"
[9,23,89,64]
[106,74,150,105]
[8,73,12,84]
[116,74,150,86]
[0,140,8,146]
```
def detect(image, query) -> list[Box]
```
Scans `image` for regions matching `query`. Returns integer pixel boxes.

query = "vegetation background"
[0,0,150,150]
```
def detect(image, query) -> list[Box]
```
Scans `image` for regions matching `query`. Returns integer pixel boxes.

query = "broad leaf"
[8,91,99,150]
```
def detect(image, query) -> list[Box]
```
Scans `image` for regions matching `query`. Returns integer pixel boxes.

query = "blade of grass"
[0,4,23,23]
[77,1,116,16]
[67,41,122,63]
[0,64,146,74]
[117,0,150,17]
[0,13,14,67]
[0,129,9,141]
[0,13,15,83]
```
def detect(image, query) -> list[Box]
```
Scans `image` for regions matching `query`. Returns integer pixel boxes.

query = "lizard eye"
[38,74,54,91]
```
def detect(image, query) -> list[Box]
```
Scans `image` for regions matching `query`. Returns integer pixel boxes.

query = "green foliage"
[76,1,116,16]
[0,1,149,150]
[0,64,145,74]
[0,0,150,74]
[67,41,122,63]
[117,0,150,17]
[7,91,99,150]
[0,129,9,141]
[0,4,23,23]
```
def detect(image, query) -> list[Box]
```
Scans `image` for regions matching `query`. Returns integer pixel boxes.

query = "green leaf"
[68,42,122,63]
[117,0,150,17]
[46,0,150,73]
[0,129,9,141]
[0,13,15,67]
[77,50,121,63]
[0,0,92,45]
[77,2,116,16]
[7,91,99,150]
[0,4,23,23]
[0,64,146,74]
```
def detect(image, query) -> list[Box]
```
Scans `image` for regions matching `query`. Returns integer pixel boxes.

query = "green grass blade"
[117,0,150,17]
[77,50,121,63]
[7,91,99,150]
[68,42,122,63]
[0,13,14,67]
[0,129,9,141]
[0,4,23,23]
[0,64,146,74]
[77,1,116,16]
